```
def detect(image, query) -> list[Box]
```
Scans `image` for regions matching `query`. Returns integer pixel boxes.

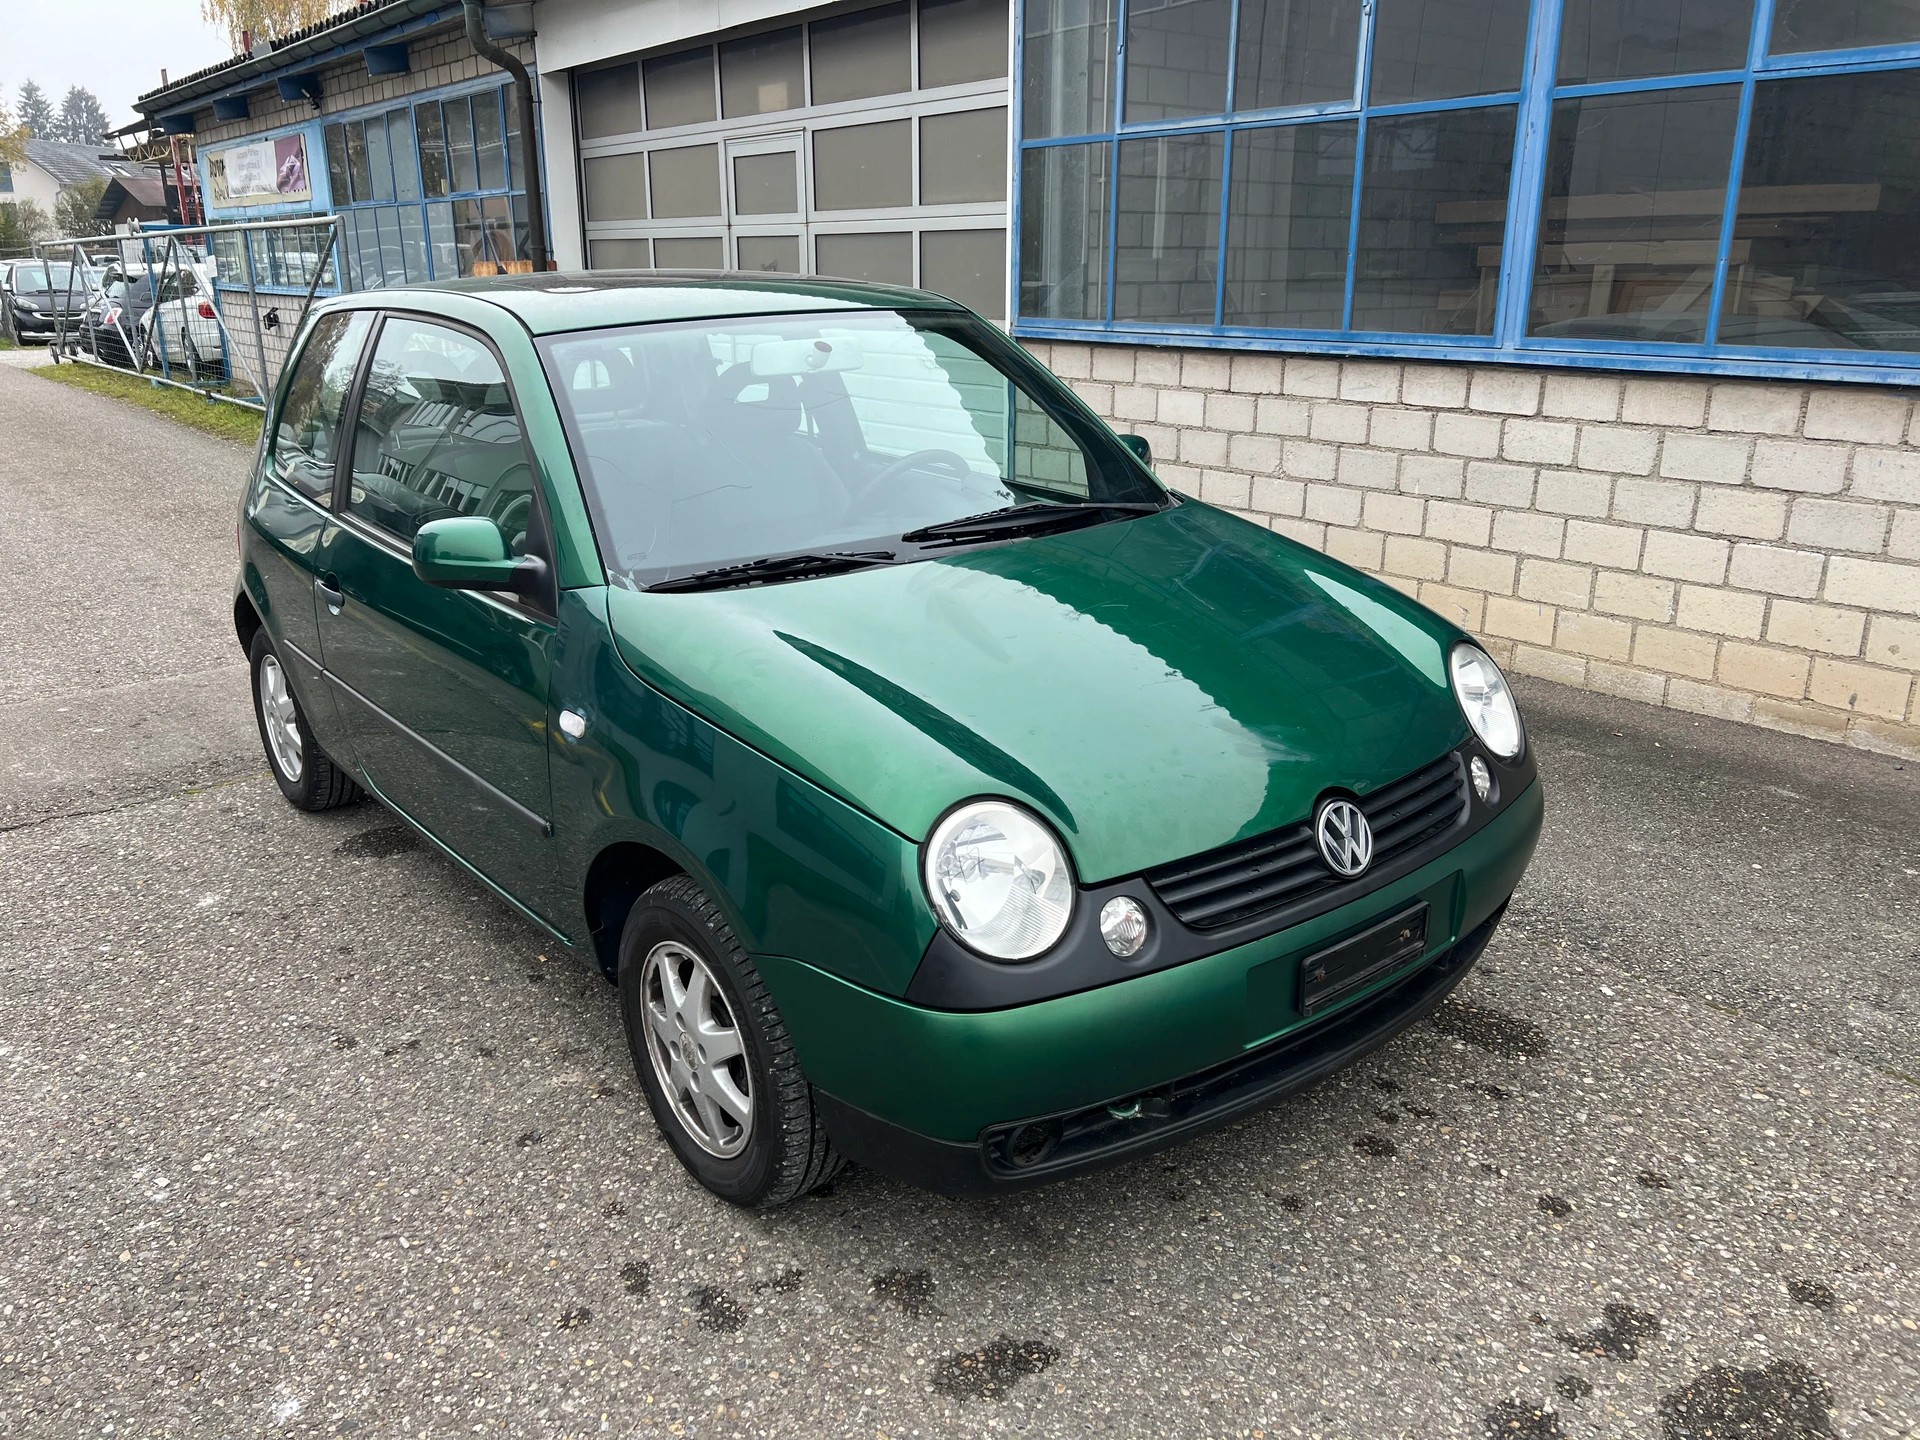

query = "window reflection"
[1723,69,1920,352]
[1114,133,1225,323]
[1529,87,1740,344]
[1352,106,1516,334]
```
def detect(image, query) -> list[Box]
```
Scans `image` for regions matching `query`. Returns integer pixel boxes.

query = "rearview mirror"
[1119,433,1152,466]
[412,515,544,597]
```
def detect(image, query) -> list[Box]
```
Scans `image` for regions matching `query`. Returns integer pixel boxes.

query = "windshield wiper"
[645,549,900,594]
[901,500,1163,546]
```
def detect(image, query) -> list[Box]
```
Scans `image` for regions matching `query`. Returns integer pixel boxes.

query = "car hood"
[606,502,1469,882]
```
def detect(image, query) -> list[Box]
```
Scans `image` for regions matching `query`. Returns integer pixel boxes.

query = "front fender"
[549,588,939,995]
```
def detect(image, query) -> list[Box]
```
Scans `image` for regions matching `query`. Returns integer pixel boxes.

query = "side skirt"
[357,770,577,950]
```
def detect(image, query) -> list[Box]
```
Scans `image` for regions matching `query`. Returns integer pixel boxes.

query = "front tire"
[618,876,843,1207]
[248,629,361,811]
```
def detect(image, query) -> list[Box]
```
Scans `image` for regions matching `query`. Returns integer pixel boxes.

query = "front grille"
[1144,753,1467,930]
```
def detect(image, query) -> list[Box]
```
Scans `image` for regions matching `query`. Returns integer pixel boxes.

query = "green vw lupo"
[236,274,1541,1206]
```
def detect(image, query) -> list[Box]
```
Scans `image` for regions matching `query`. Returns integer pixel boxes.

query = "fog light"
[1470,755,1493,802]
[1100,897,1149,957]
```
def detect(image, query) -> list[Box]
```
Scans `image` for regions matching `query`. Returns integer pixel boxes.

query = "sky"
[3,0,236,135]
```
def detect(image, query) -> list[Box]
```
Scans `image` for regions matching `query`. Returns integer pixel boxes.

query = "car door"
[244,308,376,756]
[315,312,558,917]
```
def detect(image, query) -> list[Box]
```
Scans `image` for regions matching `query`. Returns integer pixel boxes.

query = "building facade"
[130,0,1920,755]
[532,0,1920,756]
[132,0,541,381]
[0,139,141,221]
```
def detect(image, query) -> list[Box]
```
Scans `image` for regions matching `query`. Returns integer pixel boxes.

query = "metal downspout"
[461,0,549,271]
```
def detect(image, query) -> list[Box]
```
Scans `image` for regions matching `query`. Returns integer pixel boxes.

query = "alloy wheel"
[257,654,305,782]
[639,940,752,1158]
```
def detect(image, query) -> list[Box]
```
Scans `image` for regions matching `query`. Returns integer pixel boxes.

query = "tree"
[16,80,54,139]
[56,87,111,146]
[56,176,110,238]
[0,88,28,170]
[0,200,54,253]
[199,0,351,49]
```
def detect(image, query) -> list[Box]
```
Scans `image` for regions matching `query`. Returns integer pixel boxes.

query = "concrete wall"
[1025,340,1920,758]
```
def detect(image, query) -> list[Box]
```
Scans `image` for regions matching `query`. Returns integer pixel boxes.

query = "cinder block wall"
[1025,341,1920,758]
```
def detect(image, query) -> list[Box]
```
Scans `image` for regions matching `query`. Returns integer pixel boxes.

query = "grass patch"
[32,360,263,445]
[0,331,16,351]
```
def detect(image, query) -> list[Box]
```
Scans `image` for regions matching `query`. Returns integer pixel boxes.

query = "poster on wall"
[207,134,312,206]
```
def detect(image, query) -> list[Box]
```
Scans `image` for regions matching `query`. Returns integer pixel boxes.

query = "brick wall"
[1025,340,1920,758]
[192,30,533,150]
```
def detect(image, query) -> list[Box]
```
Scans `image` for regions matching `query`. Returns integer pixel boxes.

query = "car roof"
[326,271,968,336]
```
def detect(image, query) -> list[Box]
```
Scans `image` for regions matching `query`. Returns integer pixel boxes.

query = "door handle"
[317,575,345,614]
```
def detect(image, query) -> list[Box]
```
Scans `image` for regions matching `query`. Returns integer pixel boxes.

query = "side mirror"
[412,515,544,597]
[1119,433,1153,466]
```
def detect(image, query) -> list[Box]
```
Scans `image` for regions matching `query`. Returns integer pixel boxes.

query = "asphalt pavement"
[0,358,1915,1440]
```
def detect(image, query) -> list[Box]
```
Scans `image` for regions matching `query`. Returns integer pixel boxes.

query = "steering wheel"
[849,448,975,507]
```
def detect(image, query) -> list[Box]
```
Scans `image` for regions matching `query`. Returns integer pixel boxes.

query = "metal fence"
[29,215,345,412]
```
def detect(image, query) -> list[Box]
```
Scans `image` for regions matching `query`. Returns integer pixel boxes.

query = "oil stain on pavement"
[1657,1359,1835,1439]
[931,1336,1060,1400]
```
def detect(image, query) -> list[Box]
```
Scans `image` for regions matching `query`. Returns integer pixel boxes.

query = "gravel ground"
[0,361,1915,1439]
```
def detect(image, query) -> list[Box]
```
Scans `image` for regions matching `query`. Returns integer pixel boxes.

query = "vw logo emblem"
[1315,798,1374,878]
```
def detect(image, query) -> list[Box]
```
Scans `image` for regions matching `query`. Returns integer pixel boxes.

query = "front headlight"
[923,800,1074,960]
[15,298,39,312]
[1450,643,1525,759]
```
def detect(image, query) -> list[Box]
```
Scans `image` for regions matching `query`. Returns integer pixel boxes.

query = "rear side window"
[345,317,535,555]
[272,310,375,501]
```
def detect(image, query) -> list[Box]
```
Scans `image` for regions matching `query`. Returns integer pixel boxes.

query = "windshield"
[12,263,78,294]
[540,309,1166,589]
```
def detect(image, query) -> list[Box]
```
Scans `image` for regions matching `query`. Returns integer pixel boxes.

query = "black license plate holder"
[1298,903,1431,1018]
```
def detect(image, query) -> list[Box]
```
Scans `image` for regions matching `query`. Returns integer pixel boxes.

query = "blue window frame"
[1013,0,1920,383]
[323,83,531,289]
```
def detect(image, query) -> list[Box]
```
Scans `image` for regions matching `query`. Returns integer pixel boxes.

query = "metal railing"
[31,215,345,411]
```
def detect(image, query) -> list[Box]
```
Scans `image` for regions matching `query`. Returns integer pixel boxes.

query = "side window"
[272,310,374,500]
[346,318,536,557]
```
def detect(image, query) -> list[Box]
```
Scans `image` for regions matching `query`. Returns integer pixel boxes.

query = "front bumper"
[758,778,1541,1194]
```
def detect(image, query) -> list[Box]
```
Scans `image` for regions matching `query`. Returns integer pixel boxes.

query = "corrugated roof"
[133,0,444,115]
[21,139,139,187]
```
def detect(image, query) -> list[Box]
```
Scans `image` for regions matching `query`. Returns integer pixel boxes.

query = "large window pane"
[920,108,1008,203]
[584,152,649,220]
[1351,105,1516,334]
[721,28,804,117]
[812,4,910,105]
[445,98,479,193]
[1529,88,1739,343]
[577,63,643,139]
[416,102,448,198]
[365,115,395,203]
[1114,132,1225,323]
[644,48,717,129]
[1019,142,1110,319]
[1226,121,1355,328]
[324,125,350,206]
[1771,0,1920,54]
[817,231,914,284]
[1023,0,1118,138]
[649,143,721,218]
[1558,0,1754,84]
[733,151,799,214]
[427,201,456,277]
[920,0,1011,87]
[922,228,1007,318]
[345,120,371,204]
[1369,0,1529,104]
[1235,0,1363,112]
[655,236,724,268]
[1723,69,1920,351]
[1124,0,1232,122]
[737,234,801,273]
[388,109,421,202]
[590,237,652,268]
[814,121,913,208]
[474,92,508,191]
[397,205,427,282]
